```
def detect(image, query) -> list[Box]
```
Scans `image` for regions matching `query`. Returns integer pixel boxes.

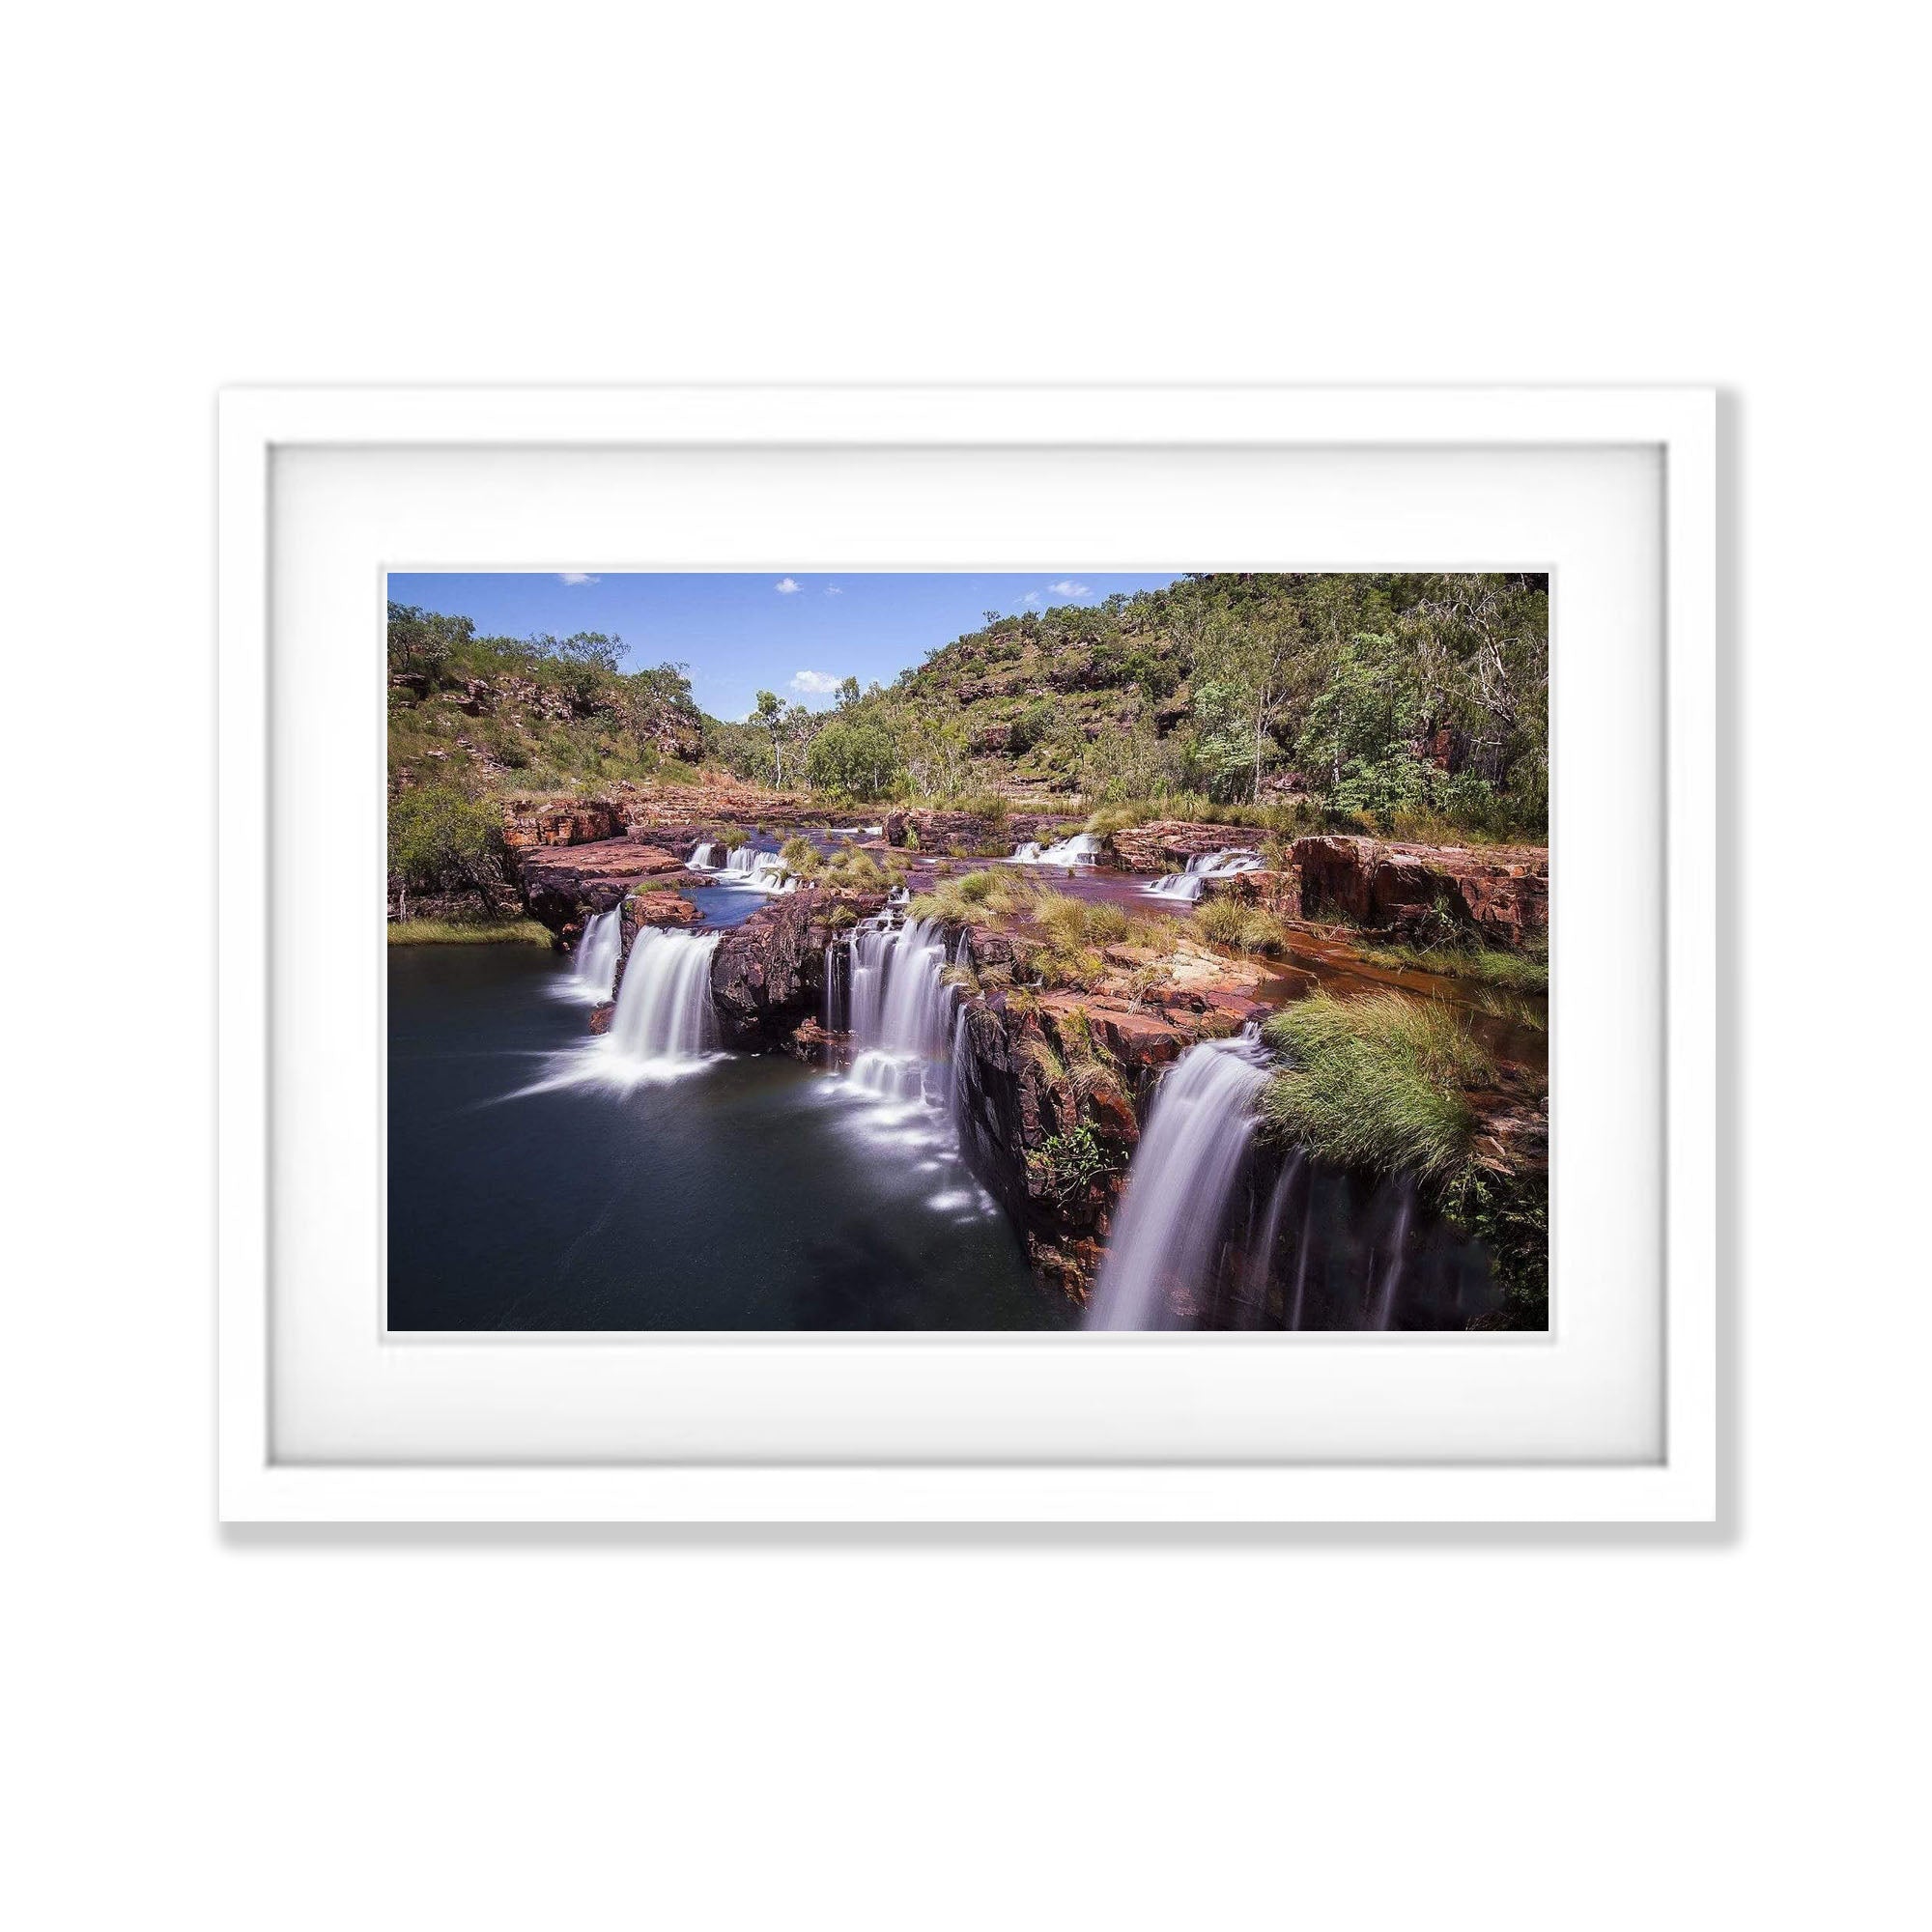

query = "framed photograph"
[218,384,1716,1522]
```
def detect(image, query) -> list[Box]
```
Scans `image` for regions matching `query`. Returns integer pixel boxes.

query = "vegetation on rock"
[1260,993,1494,1194]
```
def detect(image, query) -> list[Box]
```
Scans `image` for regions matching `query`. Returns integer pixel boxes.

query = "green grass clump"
[1194,897,1287,956]
[1359,935,1549,995]
[908,867,1037,925]
[387,918,553,946]
[819,845,903,892]
[1261,993,1494,1193]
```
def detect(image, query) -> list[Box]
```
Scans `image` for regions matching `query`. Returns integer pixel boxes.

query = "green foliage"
[387,779,506,899]
[1360,933,1550,995]
[1008,700,1056,753]
[1195,897,1286,955]
[806,717,902,798]
[386,602,703,793]
[1260,993,1494,1195]
[1026,1124,1109,1203]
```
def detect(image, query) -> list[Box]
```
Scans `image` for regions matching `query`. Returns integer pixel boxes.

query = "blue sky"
[385,571,1185,722]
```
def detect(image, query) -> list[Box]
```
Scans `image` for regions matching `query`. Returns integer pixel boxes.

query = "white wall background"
[4,5,1924,1927]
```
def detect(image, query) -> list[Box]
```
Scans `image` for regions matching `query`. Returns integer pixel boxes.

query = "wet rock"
[707,890,850,1048]
[587,1001,615,1036]
[624,889,699,931]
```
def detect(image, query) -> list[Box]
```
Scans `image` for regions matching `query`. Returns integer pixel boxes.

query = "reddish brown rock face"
[516,837,697,933]
[501,801,625,850]
[624,890,699,930]
[1292,835,1548,947]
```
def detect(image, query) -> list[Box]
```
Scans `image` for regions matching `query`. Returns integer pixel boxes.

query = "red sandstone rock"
[626,890,699,928]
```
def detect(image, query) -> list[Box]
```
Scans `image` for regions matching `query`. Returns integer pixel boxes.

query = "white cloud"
[775,577,802,594]
[790,669,843,696]
[1047,579,1091,598]
[1020,591,1043,608]
[824,584,842,595]
[558,571,600,585]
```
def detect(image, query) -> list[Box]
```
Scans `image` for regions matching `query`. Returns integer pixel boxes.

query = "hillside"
[386,602,705,797]
[792,572,1551,839]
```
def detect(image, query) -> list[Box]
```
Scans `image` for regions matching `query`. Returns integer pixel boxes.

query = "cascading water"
[845,916,955,1102]
[719,846,794,893]
[569,907,622,1000]
[822,939,846,1034]
[1008,833,1103,867]
[608,928,721,1064]
[1143,848,1264,901]
[688,840,721,870]
[1087,1035,1273,1330]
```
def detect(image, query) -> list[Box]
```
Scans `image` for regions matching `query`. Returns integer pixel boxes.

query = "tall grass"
[1261,993,1493,1192]
[1194,897,1288,956]
[387,918,554,946]
[907,873,1166,989]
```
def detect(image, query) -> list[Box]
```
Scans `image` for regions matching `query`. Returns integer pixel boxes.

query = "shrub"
[387,780,506,902]
[1026,1124,1110,1203]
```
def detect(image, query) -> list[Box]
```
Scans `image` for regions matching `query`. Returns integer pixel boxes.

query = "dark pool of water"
[387,944,1065,1331]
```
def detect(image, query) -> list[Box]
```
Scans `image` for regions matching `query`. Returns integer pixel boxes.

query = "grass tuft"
[387,918,554,946]
[1261,992,1493,1193]
[1359,936,1549,995]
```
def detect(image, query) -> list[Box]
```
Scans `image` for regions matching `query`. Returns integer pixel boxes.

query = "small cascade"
[688,840,721,870]
[822,939,847,1034]
[1143,847,1264,900]
[608,929,721,1064]
[570,908,623,1000]
[1087,1036,1273,1330]
[1008,833,1102,867]
[845,916,955,1103]
[719,846,794,893]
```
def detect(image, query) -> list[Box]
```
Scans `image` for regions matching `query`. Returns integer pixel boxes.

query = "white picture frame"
[218,384,1716,1523]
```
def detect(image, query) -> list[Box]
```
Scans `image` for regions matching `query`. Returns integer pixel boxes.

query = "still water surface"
[387,944,1064,1331]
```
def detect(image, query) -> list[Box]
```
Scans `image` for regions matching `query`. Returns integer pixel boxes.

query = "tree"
[836,675,862,710]
[806,718,902,798]
[752,691,787,784]
[387,601,474,687]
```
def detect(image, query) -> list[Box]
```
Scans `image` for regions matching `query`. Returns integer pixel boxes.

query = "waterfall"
[1143,847,1263,900]
[1087,1036,1273,1330]
[1008,833,1101,867]
[822,939,846,1034]
[845,916,955,1102]
[720,846,793,893]
[608,929,721,1063]
[688,840,721,870]
[570,908,622,1000]
[1238,1151,1304,1327]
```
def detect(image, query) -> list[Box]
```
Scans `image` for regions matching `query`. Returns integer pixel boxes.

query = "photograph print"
[386,570,1549,1332]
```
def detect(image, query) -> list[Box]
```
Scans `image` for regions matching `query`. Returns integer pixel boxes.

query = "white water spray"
[1008,832,1103,867]
[846,916,954,1100]
[1088,1035,1272,1330]
[719,846,795,893]
[569,907,622,1001]
[1143,848,1264,901]
[609,928,721,1063]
